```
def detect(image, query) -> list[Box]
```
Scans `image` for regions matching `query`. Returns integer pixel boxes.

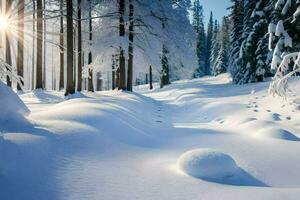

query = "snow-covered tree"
[229,0,244,83]
[269,0,300,97]
[192,0,206,77]
[210,20,221,74]
[206,12,214,75]
[214,16,231,76]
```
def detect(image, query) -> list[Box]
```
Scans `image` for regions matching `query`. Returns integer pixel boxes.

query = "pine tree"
[5,0,12,87]
[229,0,244,83]
[206,12,214,74]
[210,20,221,73]
[192,0,206,77]
[214,16,231,76]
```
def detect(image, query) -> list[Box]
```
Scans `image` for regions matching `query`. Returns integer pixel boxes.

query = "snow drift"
[177,149,238,180]
[0,81,29,122]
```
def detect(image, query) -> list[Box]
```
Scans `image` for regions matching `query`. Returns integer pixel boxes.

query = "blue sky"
[192,0,232,26]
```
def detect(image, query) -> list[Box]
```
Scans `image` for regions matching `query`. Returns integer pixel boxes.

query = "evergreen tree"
[206,12,214,75]
[214,16,231,75]
[210,20,221,73]
[229,0,245,83]
[192,0,206,77]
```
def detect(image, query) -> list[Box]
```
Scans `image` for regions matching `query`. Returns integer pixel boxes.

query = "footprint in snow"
[155,120,163,123]
[266,110,271,113]
[286,116,292,120]
[253,109,259,112]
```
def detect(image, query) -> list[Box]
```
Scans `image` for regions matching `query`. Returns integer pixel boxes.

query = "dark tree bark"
[32,0,36,89]
[127,0,134,91]
[145,74,148,84]
[88,0,94,92]
[5,0,12,87]
[17,0,25,90]
[65,0,75,96]
[112,55,116,90]
[59,0,64,90]
[149,65,153,90]
[36,0,43,89]
[43,0,46,88]
[160,45,170,88]
[77,0,82,91]
[118,0,126,90]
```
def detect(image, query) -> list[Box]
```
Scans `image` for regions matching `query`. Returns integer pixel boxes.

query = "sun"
[0,15,8,30]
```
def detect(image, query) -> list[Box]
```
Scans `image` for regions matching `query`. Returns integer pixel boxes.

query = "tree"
[149,65,153,90]
[192,0,206,77]
[65,0,75,96]
[5,0,12,87]
[17,0,25,91]
[118,0,126,90]
[36,0,43,89]
[77,0,82,91]
[88,0,94,92]
[127,0,134,91]
[214,16,231,75]
[210,20,221,73]
[206,12,214,74]
[229,0,244,83]
[59,0,64,90]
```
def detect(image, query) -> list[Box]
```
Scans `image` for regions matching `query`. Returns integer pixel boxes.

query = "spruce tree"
[210,20,221,73]
[214,16,231,76]
[206,12,214,75]
[192,0,206,77]
[229,0,244,83]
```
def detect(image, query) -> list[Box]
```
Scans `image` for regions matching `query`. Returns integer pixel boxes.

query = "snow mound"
[177,149,238,180]
[256,128,300,141]
[0,81,29,122]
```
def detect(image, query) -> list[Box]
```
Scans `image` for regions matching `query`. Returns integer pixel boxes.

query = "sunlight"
[0,15,8,30]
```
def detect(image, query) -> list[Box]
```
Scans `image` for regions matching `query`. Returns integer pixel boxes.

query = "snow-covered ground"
[1,74,300,200]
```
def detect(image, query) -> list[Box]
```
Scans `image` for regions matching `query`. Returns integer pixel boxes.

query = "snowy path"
[2,75,300,200]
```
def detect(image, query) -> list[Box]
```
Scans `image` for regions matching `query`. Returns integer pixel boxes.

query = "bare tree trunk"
[59,0,64,90]
[77,0,82,91]
[118,0,126,90]
[127,0,134,91]
[5,0,12,87]
[17,0,25,90]
[43,0,46,89]
[149,65,153,90]
[112,55,116,90]
[88,0,94,92]
[36,0,43,89]
[65,0,75,96]
[32,0,36,90]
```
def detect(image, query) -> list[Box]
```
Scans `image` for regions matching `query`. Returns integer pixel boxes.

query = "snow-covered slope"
[1,74,300,200]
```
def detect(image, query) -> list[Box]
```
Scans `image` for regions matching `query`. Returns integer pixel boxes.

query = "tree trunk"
[88,0,94,92]
[145,74,148,84]
[65,0,75,96]
[77,0,82,91]
[127,0,134,91]
[36,0,43,89]
[32,0,36,90]
[112,55,116,90]
[59,0,64,90]
[5,0,12,87]
[43,0,46,89]
[149,65,153,90]
[160,44,170,88]
[118,0,126,90]
[17,0,25,90]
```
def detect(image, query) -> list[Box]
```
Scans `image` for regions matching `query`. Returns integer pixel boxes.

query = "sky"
[192,0,232,26]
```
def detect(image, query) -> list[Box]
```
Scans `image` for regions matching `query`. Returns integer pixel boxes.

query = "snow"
[177,148,238,180]
[2,74,300,199]
[0,81,29,123]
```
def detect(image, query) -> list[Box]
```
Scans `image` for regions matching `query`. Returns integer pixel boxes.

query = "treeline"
[193,0,300,92]
[0,0,197,95]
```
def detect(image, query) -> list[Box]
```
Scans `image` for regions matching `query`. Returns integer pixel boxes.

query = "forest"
[1,0,300,200]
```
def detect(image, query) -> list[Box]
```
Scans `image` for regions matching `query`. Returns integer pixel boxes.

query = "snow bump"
[177,149,238,180]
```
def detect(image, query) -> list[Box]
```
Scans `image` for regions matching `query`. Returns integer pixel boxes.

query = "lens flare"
[0,16,8,30]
